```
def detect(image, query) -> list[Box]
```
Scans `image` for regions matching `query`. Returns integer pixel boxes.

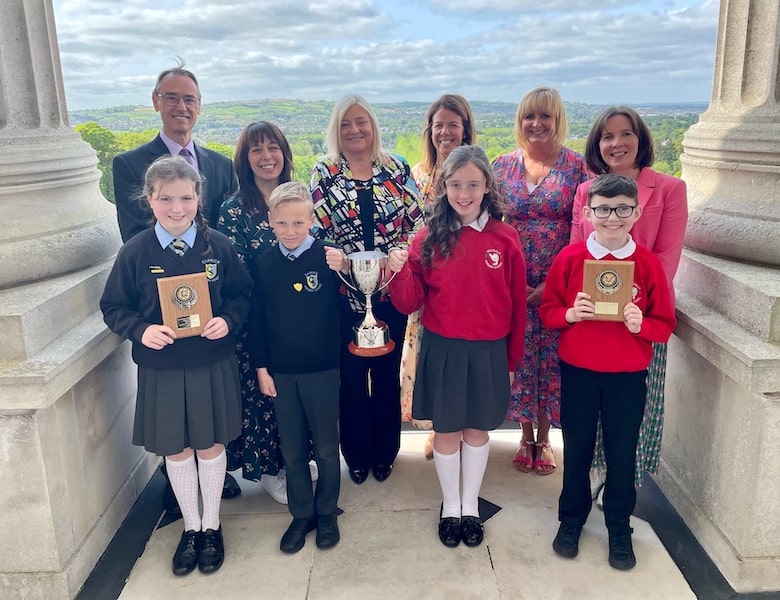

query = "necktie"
[171,238,187,256]
[179,148,195,167]
[287,253,296,261]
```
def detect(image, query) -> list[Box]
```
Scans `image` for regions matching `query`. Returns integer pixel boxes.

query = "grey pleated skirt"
[412,329,511,433]
[133,355,242,456]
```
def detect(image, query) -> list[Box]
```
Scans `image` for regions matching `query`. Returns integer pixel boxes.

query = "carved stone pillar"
[662,0,780,593]
[0,2,155,598]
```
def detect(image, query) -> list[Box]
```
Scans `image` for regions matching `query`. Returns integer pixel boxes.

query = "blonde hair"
[514,87,568,149]
[323,94,386,164]
[268,181,314,213]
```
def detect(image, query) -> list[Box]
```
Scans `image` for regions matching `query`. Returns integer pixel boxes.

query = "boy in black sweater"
[247,182,342,553]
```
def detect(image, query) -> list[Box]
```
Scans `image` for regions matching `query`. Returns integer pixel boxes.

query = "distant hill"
[69,99,707,145]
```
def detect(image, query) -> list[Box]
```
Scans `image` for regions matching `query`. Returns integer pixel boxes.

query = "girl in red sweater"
[389,145,527,548]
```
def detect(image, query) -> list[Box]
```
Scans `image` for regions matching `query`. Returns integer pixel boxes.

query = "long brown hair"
[141,155,212,256]
[421,145,503,267]
[419,94,476,174]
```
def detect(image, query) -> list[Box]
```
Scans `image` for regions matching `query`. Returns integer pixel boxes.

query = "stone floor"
[78,430,765,600]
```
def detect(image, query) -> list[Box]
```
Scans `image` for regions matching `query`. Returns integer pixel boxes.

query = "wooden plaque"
[582,260,635,322]
[156,272,213,338]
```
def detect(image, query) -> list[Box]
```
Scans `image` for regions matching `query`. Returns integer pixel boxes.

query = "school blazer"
[112,134,238,242]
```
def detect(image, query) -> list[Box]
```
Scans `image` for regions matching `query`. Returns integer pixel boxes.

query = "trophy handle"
[336,270,360,293]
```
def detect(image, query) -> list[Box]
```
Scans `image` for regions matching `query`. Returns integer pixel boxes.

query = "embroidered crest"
[485,249,503,269]
[305,271,322,292]
[203,259,220,281]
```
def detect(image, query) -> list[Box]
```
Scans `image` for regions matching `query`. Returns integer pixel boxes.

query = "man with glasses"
[112,63,242,508]
[113,64,237,242]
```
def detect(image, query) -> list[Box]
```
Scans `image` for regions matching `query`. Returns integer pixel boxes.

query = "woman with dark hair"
[218,121,305,504]
[311,94,423,485]
[492,87,589,476]
[570,106,687,496]
[403,94,477,458]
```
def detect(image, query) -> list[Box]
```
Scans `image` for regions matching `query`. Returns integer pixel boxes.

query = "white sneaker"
[309,461,319,482]
[261,469,288,504]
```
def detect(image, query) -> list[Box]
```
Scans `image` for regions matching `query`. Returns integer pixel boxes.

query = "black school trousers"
[558,360,647,535]
[338,300,405,471]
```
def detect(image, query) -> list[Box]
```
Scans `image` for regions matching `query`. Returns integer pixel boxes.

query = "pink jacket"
[570,167,687,307]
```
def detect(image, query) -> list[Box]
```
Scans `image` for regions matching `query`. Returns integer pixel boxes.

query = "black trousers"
[558,360,647,535]
[338,300,405,471]
[273,369,341,519]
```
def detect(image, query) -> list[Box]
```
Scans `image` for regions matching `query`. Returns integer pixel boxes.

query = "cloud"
[52,0,718,110]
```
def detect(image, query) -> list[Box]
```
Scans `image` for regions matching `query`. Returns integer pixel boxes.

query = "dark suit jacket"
[112,134,238,242]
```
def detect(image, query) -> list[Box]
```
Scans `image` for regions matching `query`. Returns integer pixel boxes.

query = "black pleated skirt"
[133,355,242,456]
[412,329,510,433]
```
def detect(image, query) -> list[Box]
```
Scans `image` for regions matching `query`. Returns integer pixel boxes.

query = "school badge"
[305,271,322,292]
[485,249,503,269]
[156,272,213,337]
[203,259,220,281]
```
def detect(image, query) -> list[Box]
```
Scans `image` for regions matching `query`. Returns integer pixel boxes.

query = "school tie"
[179,148,195,167]
[286,253,296,261]
[171,238,188,256]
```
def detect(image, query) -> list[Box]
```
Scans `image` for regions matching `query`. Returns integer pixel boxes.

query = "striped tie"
[179,148,195,167]
[171,238,187,256]
[287,253,297,261]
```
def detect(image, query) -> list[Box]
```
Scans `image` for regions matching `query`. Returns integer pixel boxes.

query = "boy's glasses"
[590,205,636,219]
[155,93,200,108]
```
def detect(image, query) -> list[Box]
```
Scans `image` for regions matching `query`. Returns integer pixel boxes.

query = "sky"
[51,0,719,111]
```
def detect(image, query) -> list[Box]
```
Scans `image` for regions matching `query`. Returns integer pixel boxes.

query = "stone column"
[0,2,156,599]
[662,0,780,593]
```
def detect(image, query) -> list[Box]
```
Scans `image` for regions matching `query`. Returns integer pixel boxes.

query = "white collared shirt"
[452,209,490,232]
[155,221,197,250]
[586,231,636,259]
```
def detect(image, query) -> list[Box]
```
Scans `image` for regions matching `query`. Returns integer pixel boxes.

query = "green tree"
[75,121,119,202]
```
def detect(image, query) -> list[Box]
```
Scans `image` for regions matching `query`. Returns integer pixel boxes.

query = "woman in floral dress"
[492,87,589,475]
[218,121,298,503]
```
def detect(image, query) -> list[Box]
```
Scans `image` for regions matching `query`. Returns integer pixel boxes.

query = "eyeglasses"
[155,93,200,108]
[590,205,636,219]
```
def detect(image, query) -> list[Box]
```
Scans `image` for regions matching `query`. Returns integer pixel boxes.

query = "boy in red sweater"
[540,173,675,570]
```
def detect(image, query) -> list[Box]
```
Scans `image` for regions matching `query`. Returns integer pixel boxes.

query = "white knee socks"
[433,448,461,519]
[166,455,201,532]
[197,450,226,532]
[461,440,489,518]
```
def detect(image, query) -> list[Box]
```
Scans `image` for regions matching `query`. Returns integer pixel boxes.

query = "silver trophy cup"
[337,250,397,356]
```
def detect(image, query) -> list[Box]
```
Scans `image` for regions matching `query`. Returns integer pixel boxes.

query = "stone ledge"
[675,292,780,394]
[0,312,124,411]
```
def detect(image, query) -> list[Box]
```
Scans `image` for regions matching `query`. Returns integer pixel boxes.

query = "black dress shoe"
[222,473,242,499]
[171,530,200,576]
[460,516,484,547]
[348,468,369,484]
[372,464,393,482]
[438,517,461,548]
[280,515,318,553]
[198,527,224,574]
[316,513,340,549]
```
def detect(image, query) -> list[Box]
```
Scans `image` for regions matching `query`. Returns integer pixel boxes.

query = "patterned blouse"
[310,153,424,310]
[217,194,278,271]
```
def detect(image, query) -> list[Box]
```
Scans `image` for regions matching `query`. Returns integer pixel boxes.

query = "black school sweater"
[100,227,252,369]
[247,239,341,374]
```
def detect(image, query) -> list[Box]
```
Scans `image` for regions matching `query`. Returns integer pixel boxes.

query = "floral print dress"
[218,194,283,480]
[492,147,589,427]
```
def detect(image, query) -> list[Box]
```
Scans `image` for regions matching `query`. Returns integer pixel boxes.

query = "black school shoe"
[198,527,225,574]
[171,530,200,576]
[608,528,636,570]
[438,517,461,548]
[280,515,318,553]
[552,523,582,559]
[460,516,484,547]
[316,513,340,549]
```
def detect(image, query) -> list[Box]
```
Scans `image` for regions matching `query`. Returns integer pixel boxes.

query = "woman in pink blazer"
[570,106,687,495]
